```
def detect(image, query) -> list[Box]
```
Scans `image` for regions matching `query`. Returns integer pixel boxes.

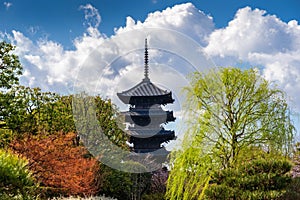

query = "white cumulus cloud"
[5,3,212,95]
[204,6,300,113]
[1,3,300,127]
[115,3,214,46]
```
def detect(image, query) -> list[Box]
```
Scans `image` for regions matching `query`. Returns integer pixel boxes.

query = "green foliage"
[0,41,22,132]
[142,192,165,200]
[94,96,128,148]
[2,86,128,141]
[0,128,14,148]
[0,41,22,89]
[99,163,151,200]
[166,145,212,200]
[99,165,133,200]
[186,67,294,166]
[166,67,295,200]
[205,156,292,199]
[72,93,128,163]
[2,86,76,134]
[0,149,37,199]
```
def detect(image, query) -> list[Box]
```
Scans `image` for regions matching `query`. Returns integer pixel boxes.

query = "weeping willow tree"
[166,67,295,200]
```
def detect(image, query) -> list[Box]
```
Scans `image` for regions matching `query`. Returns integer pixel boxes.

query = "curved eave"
[129,130,175,138]
[117,92,174,105]
[129,133,175,143]
[122,110,176,122]
[130,147,170,155]
[117,79,175,105]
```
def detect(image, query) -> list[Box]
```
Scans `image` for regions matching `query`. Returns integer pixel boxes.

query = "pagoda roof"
[117,78,170,97]
[129,147,169,155]
[124,107,171,115]
[128,128,175,138]
[123,109,175,125]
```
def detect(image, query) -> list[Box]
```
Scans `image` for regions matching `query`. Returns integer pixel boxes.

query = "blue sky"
[1,0,300,143]
[1,0,300,48]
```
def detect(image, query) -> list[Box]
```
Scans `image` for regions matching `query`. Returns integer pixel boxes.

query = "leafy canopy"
[0,41,22,128]
[0,41,22,89]
[186,67,294,166]
[166,67,295,200]
[205,148,293,199]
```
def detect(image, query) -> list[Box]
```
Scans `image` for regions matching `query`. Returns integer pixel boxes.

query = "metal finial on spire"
[144,38,149,81]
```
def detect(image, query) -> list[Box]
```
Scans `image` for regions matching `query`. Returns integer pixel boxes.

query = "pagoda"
[117,39,176,156]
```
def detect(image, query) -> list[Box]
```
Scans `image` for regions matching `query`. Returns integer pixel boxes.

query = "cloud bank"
[1,3,300,116]
[204,6,300,112]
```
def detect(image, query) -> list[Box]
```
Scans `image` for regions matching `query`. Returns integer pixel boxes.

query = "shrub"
[205,157,292,199]
[0,149,37,199]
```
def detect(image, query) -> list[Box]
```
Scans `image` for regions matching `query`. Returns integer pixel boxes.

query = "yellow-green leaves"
[166,67,295,200]
[0,149,36,198]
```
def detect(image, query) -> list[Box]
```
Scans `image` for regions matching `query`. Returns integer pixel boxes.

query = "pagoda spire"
[143,38,150,81]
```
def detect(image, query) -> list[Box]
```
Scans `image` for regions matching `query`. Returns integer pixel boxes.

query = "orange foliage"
[10,132,101,196]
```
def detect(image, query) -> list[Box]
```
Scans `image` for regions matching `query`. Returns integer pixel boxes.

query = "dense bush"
[99,164,152,200]
[0,149,36,199]
[99,165,133,200]
[205,157,292,199]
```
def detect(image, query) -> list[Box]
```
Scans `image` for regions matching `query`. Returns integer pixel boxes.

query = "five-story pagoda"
[117,39,176,157]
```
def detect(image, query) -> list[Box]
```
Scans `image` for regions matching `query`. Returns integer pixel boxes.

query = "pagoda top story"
[117,39,174,105]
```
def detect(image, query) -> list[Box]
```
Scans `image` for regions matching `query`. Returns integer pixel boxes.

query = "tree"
[0,41,22,89]
[94,96,128,148]
[0,41,22,130]
[3,86,76,134]
[10,132,101,197]
[166,67,295,200]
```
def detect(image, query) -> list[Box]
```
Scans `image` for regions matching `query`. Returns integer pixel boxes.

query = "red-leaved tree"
[10,132,102,197]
